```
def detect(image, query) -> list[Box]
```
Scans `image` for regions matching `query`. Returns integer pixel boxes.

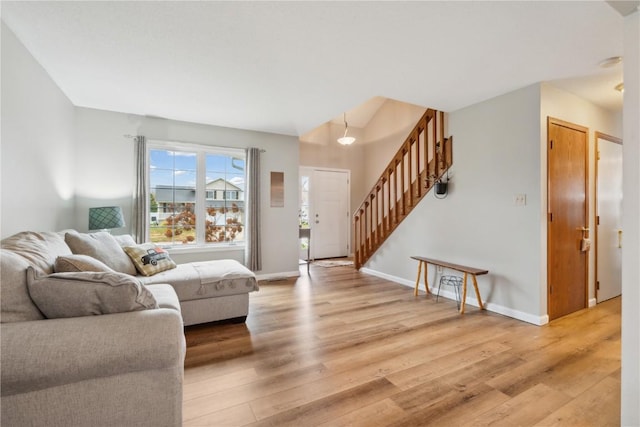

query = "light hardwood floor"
[183,263,621,426]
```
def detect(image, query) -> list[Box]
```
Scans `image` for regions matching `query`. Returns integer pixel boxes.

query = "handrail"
[354,108,452,269]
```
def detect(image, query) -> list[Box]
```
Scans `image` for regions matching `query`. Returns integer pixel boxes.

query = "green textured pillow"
[26,268,158,319]
[123,244,177,276]
[55,254,114,273]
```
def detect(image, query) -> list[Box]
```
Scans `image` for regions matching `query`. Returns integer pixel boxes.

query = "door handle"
[315,220,319,224]
[618,229,623,248]
[578,227,591,252]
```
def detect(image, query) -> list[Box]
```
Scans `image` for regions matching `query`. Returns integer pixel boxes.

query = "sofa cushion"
[123,243,177,276]
[113,234,137,247]
[0,307,184,398]
[54,254,115,273]
[1,231,71,275]
[0,250,45,323]
[140,260,258,302]
[146,284,182,312]
[65,231,137,276]
[26,268,158,319]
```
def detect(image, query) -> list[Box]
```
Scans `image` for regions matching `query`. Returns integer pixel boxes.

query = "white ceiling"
[1,1,625,137]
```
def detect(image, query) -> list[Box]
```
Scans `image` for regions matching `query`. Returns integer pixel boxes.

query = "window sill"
[162,243,245,255]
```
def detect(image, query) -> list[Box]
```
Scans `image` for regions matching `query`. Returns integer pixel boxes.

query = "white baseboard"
[588,298,597,308]
[484,301,549,326]
[361,267,415,287]
[361,267,549,326]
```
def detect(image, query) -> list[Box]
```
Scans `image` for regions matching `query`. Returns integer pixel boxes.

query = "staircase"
[354,109,452,270]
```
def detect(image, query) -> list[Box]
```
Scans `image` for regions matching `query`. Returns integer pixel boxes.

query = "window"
[299,174,310,228]
[148,142,245,246]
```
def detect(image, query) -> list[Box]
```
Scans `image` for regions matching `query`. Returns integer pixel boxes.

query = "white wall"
[300,138,366,221]
[1,22,76,238]
[74,107,300,276]
[300,99,427,227]
[621,8,640,426]
[2,20,302,277]
[365,84,545,324]
[362,82,622,324]
[362,100,427,191]
[540,82,622,307]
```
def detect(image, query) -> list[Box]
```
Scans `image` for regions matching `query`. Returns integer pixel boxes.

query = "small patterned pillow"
[123,244,177,276]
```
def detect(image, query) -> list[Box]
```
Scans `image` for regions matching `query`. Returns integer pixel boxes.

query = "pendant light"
[337,112,356,145]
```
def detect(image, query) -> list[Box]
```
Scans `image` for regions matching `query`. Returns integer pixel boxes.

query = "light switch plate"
[514,194,527,206]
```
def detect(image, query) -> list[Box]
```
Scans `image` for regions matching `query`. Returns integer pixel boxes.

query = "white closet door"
[597,137,623,302]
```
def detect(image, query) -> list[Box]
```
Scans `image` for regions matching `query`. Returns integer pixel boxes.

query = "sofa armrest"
[1,308,185,397]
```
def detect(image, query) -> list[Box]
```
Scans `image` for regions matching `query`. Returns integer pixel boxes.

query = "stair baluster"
[353,109,453,270]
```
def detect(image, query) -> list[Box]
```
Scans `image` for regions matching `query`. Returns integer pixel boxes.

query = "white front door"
[596,134,623,302]
[312,169,349,259]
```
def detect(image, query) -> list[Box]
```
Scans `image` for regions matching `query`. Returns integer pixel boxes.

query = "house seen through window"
[149,144,245,246]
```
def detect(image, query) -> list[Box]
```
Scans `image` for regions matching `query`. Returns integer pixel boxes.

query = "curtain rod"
[123,134,265,152]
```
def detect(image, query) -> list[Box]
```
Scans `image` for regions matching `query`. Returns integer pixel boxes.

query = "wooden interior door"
[596,133,623,302]
[547,117,588,321]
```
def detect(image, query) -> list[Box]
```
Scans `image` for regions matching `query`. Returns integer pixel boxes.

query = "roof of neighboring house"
[206,178,242,192]
[154,180,243,203]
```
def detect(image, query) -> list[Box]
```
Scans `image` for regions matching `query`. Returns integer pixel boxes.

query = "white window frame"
[147,140,246,250]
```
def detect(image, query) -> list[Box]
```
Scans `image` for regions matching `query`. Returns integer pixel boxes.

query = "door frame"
[299,166,351,260]
[594,131,623,302]
[546,116,590,320]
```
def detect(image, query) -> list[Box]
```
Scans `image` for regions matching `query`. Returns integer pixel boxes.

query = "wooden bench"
[411,256,489,314]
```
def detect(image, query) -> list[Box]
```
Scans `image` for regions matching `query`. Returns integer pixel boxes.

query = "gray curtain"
[245,147,261,271]
[133,136,148,243]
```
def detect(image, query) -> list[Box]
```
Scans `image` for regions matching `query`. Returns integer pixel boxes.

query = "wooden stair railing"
[354,109,453,270]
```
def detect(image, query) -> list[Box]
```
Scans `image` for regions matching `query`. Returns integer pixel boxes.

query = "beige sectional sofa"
[0,230,258,427]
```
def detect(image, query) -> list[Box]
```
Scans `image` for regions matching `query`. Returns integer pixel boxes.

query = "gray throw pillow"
[113,234,137,248]
[65,231,137,276]
[55,254,115,273]
[1,231,71,275]
[26,268,158,319]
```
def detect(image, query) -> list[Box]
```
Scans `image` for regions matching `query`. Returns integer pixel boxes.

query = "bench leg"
[414,261,430,296]
[472,274,484,310]
[460,272,468,314]
[423,263,430,294]
[414,261,422,296]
